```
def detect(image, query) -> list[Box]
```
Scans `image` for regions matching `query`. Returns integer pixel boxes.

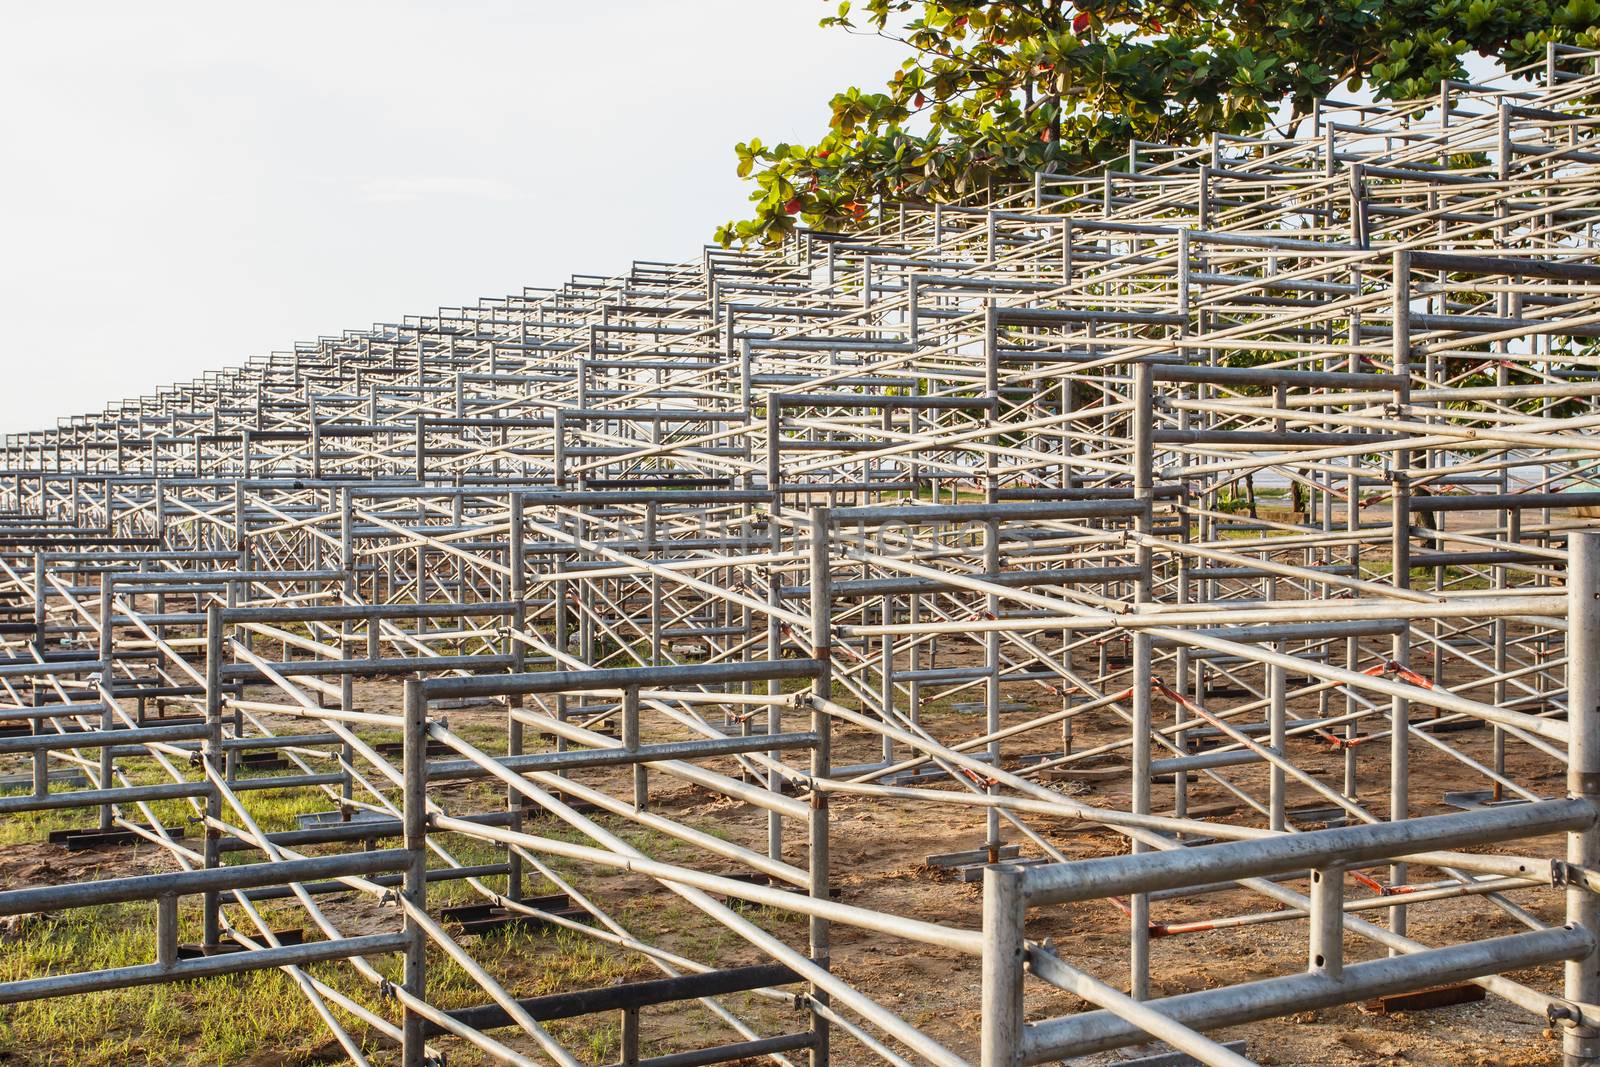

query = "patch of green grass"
[0,901,376,1066]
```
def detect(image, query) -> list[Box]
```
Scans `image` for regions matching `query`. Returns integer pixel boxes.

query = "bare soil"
[0,559,1577,1064]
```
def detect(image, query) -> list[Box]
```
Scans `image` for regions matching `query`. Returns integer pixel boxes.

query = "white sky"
[0,2,903,433]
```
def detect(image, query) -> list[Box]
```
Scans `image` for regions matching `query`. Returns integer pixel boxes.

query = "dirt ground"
[0,559,1580,1065]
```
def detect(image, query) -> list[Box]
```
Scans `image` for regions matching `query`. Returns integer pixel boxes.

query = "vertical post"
[985,516,1002,861]
[310,400,323,482]
[28,695,45,802]
[1176,228,1190,321]
[983,303,1004,862]
[97,580,114,831]
[808,505,832,1067]
[647,504,662,666]
[1565,531,1600,1065]
[1345,265,1365,797]
[401,678,428,1067]
[1308,865,1344,980]
[766,507,785,862]
[766,405,782,509]
[1130,360,1154,999]
[233,482,249,571]
[32,553,45,650]
[339,490,355,819]
[625,686,647,811]
[1269,660,1287,832]
[1389,251,1412,942]
[414,416,426,483]
[554,507,571,756]
[879,588,894,765]
[553,410,567,488]
[202,603,224,949]
[27,547,46,798]
[981,864,1026,1067]
[1349,163,1368,248]
[507,493,526,902]
[156,893,179,970]
[621,1006,641,1067]
[1494,323,1515,795]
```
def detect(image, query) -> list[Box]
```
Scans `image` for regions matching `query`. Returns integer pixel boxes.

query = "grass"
[0,900,370,1066]
[0,792,809,1065]
[0,890,661,1066]
[0,694,819,1066]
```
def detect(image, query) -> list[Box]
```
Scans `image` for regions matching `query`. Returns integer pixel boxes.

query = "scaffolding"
[5,43,1600,1067]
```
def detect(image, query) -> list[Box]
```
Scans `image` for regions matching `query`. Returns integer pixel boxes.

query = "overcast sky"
[0,2,903,433]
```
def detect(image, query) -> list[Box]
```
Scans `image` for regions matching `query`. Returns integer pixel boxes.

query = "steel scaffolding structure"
[6,45,1600,1067]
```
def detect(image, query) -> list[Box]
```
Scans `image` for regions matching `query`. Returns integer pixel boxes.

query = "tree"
[717,0,1600,246]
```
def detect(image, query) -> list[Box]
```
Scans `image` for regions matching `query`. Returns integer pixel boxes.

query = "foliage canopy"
[718,0,1600,245]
